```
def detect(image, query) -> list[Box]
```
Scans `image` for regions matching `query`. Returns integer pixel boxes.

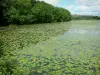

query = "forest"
[0,0,71,26]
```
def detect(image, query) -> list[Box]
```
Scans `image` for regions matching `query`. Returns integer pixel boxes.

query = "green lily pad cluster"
[0,20,100,75]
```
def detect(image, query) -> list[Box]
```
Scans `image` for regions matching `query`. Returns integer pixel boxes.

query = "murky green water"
[19,20,100,75]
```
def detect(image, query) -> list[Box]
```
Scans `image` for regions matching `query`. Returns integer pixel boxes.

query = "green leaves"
[1,0,71,25]
[31,1,71,23]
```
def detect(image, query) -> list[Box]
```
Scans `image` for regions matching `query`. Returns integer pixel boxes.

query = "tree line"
[0,0,71,26]
[72,15,100,20]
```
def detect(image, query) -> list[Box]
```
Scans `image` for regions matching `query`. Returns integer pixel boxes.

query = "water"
[20,20,100,75]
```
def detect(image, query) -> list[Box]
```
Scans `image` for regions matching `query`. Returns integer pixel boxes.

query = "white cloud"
[75,0,100,6]
[66,0,100,16]
[39,0,59,5]
[74,11,100,16]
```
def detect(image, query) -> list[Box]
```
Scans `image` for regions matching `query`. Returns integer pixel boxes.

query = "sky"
[39,0,100,16]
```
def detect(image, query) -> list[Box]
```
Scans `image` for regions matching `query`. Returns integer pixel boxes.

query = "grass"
[0,20,100,75]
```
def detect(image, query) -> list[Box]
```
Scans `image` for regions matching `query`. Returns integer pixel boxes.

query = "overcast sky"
[40,0,100,16]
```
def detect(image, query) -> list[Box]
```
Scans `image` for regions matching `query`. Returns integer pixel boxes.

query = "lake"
[18,20,100,75]
[0,20,100,75]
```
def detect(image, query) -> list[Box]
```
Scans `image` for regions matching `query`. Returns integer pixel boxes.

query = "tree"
[31,1,55,23]
[0,0,72,25]
[31,0,36,7]
[31,1,71,23]
[0,0,16,26]
[0,0,9,26]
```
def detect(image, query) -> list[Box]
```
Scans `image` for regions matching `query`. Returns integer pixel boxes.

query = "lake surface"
[0,20,100,75]
[18,20,100,75]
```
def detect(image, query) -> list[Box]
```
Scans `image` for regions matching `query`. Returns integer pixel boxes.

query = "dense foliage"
[72,15,100,20]
[0,0,10,26]
[0,0,71,25]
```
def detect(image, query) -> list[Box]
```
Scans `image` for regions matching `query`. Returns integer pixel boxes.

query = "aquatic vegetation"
[0,20,100,75]
[0,22,71,50]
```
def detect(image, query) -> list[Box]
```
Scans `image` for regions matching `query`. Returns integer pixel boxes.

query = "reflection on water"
[64,20,100,37]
